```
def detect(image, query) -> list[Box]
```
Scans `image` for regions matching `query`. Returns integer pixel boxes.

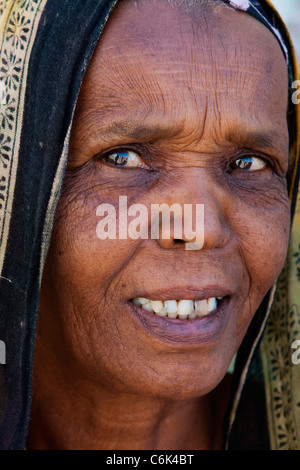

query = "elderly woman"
[0,0,299,450]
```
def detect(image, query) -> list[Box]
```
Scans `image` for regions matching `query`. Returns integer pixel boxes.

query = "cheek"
[49,170,140,286]
[205,192,291,375]
[232,191,290,305]
[39,173,140,352]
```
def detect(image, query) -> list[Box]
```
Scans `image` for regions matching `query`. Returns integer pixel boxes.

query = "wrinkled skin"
[28,0,290,450]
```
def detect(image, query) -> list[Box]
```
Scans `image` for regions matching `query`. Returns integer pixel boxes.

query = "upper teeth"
[131,297,222,319]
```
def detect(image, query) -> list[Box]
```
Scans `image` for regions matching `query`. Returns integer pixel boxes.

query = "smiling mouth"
[128,293,230,346]
[130,297,224,320]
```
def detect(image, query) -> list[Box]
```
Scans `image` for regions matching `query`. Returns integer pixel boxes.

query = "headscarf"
[0,0,299,450]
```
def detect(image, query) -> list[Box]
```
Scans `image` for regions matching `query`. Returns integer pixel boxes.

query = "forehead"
[73,0,288,151]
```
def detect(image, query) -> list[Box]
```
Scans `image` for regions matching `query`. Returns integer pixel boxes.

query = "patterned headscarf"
[0,0,299,450]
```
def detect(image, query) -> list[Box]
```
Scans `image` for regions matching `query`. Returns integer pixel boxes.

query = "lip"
[129,285,232,302]
[127,288,232,348]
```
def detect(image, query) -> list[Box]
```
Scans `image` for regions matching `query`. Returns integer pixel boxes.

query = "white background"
[271,0,300,60]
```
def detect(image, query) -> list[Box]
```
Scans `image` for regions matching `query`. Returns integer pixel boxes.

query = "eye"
[102,149,149,169]
[229,156,267,172]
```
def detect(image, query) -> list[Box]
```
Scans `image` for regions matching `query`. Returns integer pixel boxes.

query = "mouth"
[127,289,232,347]
[131,297,223,320]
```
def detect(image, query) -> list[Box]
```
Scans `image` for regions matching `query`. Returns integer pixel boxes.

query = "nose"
[156,169,230,251]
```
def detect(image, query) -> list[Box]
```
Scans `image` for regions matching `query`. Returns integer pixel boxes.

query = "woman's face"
[38,1,290,399]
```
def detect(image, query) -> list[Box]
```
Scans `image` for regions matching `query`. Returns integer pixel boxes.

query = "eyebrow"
[226,130,288,156]
[88,115,288,158]
[102,120,182,142]
[239,132,274,150]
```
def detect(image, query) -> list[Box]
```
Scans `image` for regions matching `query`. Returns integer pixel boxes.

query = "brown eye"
[103,150,149,169]
[230,156,267,171]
